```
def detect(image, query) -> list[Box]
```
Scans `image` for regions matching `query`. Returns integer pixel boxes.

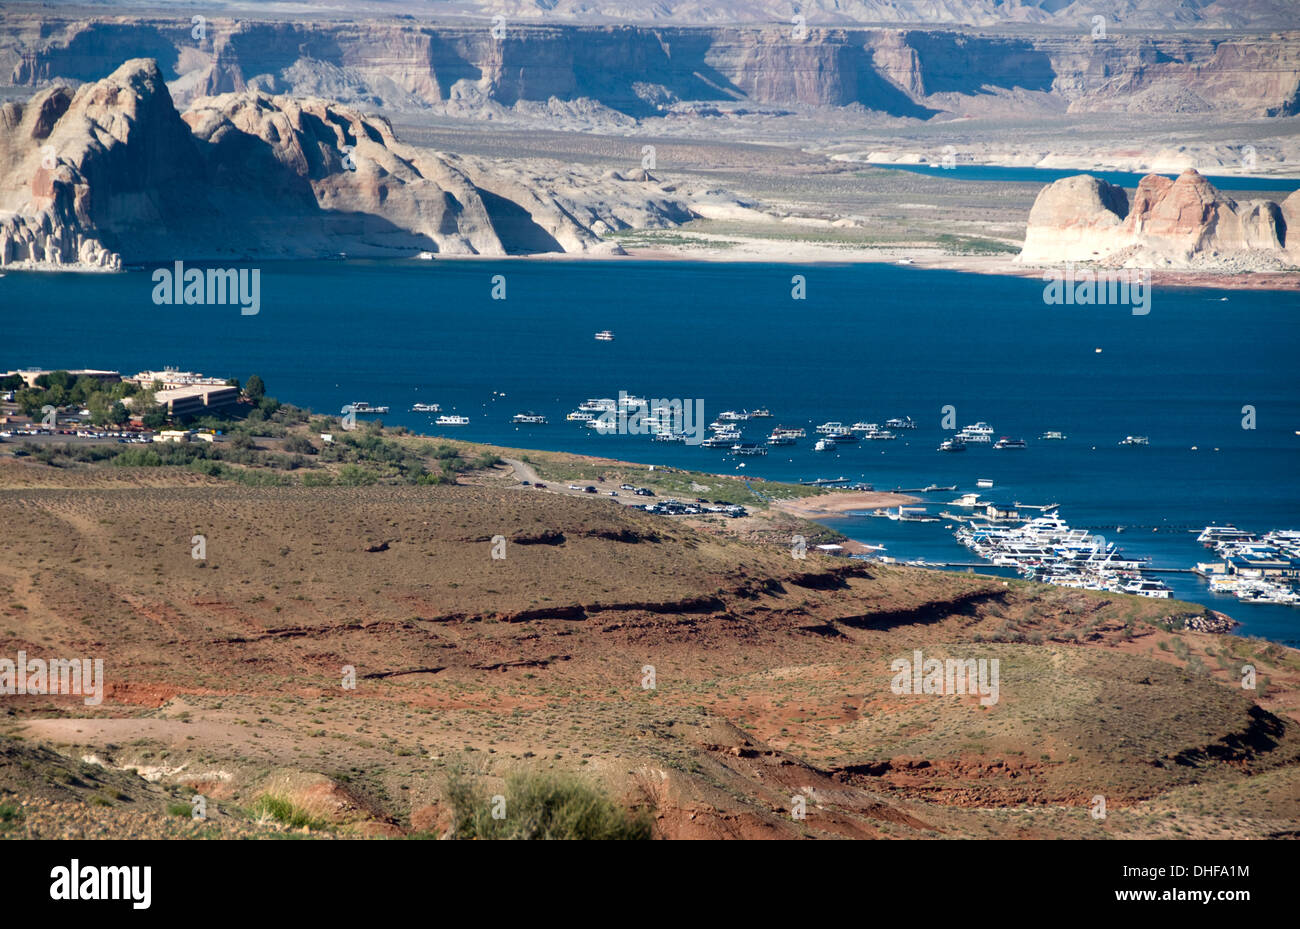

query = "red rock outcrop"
[1019,169,1300,269]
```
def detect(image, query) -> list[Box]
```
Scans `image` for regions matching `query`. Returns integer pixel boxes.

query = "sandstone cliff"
[3,18,1297,120]
[0,58,725,268]
[1019,169,1300,269]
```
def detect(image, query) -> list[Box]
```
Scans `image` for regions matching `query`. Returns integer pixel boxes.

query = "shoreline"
[5,246,1299,292]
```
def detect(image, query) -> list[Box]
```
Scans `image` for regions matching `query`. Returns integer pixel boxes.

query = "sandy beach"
[772,489,918,518]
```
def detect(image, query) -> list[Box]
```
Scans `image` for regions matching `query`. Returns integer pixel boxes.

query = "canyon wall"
[3,19,1298,119]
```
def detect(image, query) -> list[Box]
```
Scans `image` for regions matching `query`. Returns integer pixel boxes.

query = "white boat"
[512,412,548,424]
[850,422,878,433]
[976,479,994,488]
[579,398,616,412]
[938,437,967,452]
[346,401,389,415]
[814,438,833,451]
[885,416,917,430]
[435,415,470,426]
[957,422,993,443]
[749,408,773,418]
[718,410,750,421]
[864,428,897,441]
[1119,435,1149,446]
[767,434,796,446]
[594,330,615,341]
[816,421,846,435]
[1122,579,1172,599]
[411,402,441,413]
[771,426,806,439]
[566,410,596,422]
[1039,430,1067,440]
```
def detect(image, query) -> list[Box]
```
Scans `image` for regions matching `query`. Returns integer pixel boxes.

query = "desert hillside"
[1,437,1297,840]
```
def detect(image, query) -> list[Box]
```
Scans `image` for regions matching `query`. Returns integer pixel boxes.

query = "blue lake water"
[876,163,1300,192]
[2,259,1298,643]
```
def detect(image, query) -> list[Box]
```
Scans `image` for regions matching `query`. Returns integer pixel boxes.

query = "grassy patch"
[250,794,330,831]
[443,767,653,840]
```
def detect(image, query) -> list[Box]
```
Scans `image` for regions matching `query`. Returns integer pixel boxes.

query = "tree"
[108,402,130,426]
[35,371,71,392]
[70,375,99,405]
[16,388,47,417]
[245,375,266,402]
[87,394,110,425]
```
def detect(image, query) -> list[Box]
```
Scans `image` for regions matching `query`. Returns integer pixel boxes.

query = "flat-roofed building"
[129,368,230,389]
[149,384,240,418]
[3,369,121,388]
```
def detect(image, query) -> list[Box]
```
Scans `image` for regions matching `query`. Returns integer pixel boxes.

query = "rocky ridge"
[0,58,739,269]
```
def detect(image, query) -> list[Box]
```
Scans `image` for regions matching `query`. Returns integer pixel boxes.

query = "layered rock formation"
[1019,169,1300,269]
[3,18,1298,119]
[0,58,725,268]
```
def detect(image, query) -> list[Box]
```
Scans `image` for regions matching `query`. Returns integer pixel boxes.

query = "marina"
[952,511,1174,597]
[1193,527,1300,605]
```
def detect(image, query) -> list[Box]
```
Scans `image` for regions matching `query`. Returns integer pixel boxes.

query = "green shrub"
[444,767,652,840]
[250,794,328,830]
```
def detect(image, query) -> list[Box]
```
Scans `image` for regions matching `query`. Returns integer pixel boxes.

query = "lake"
[2,259,1298,642]
[875,163,1300,193]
